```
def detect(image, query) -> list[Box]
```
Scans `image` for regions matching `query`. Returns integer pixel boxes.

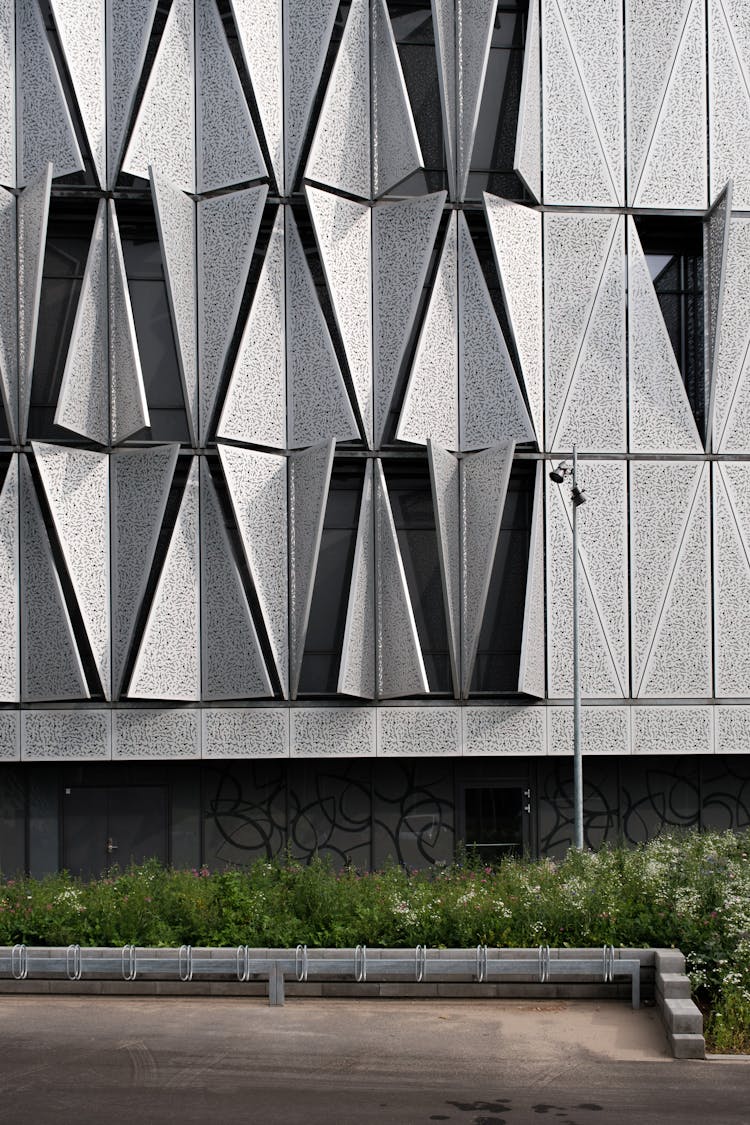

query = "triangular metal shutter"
[110,444,179,697]
[0,456,19,701]
[218,443,289,697]
[460,441,515,697]
[33,442,111,699]
[375,460,429,698]
[128,457,200,700]
[218,206,286,447]
[289,439,335,698]
[200,460,273,700]
[198,185,267,443]
[19,457,88,702]
[54,201,109,444]
[338,461,376,699]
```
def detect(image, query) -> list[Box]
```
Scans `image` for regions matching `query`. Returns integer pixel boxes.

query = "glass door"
[460,784,530,862]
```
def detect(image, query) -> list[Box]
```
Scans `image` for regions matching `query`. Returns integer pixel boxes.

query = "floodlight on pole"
[548,445,586,850]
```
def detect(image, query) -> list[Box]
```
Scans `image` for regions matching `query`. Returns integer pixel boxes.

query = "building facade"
[1,0,750,876]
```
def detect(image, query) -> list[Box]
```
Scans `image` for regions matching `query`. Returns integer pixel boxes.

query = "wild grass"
[1,828,748,1051]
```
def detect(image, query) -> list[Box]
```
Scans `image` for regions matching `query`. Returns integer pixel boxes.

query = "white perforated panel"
[219,444,289,697]
[113,708,200,759]
[128,458,200,701]
[49,0,106,186]
[218,206,286,448]
[198,185,267,443]
[33,443,111,699]
[54,201,109,444]
[0,457,19,702]
[291,707,376,757]
[463,705,547,756]
[377,707,461,756]
[338,461,376,699]
[22,710,111,761]
[202,707,289,758]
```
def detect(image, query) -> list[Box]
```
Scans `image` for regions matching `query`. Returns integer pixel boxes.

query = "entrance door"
[460,785,530,862]
[62,786,168,877]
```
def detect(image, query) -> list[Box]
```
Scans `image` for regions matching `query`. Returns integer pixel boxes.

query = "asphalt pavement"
[0,996,748,1124]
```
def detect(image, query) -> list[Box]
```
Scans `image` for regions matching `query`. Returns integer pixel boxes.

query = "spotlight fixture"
[549,462,569,484]
[571,486,587,507]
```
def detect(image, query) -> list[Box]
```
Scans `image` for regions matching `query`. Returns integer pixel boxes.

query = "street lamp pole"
[571,444,583,850]
[549,446,586,850]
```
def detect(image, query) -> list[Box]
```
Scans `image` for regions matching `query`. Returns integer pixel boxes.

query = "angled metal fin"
[283,0,339,193]
[18,163,52,444]
[483,193,543,445]
[289,438,335,698]
[456,0,498,201]
[198,184,267,443]
[0,1,15,187]
[0,187,18,442]
[218,443,289,697]
[16,0,83,184]
[397,213,458,449]
[338,460,376,698]
[306,186,372,445]
[200,459,273,700]
[627,217,702,452]
[0,456,19,701]
[458,212,535,450]
[54,200,109,444]
[19,457,88,702]
[218,205,286,447]
[460,441,515,697]
[285,210,359,447]
[514,0,541,201]
[229,0,283,188]
[373,191,446,445]
[151,166,198,445]
[110,444,179,698]
[49,0,106,186]
[375,460,429,698]
[105,0,159,187]
[371,0,423,196]
[705,180,733,452]
[109,200,150,443]
[33,442,111,699]
[196,0,266,192]
[122,0,195,190]
[427,441,460,699]
[431,0,457,198]
[518,461,545,697]
[305,0,371,198]
[128,457,200,700]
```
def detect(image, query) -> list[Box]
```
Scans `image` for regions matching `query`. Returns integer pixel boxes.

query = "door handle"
[106,837,118,854]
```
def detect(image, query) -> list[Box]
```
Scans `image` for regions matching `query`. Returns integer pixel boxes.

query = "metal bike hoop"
[415,945,427,983]
[354,944,367,983]
[295,944,308,982]
[121,944,137,981]
[603,944,615,983]
[178,945,193,982]
[538,945,550,983]
[66,944,82,981]
[11,944,27,980]
[236,945,251,982]
[475,944,488,983]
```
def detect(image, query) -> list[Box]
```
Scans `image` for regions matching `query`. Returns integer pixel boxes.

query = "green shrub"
[1,829,748,1052]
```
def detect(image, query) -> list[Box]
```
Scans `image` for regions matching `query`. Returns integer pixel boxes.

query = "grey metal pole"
[572,445,584,849]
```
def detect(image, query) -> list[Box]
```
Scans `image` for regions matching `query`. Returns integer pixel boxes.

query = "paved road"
[0,997,748,1124]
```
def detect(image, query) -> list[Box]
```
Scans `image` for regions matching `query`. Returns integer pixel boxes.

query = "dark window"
[28,198,98,440]
[298,461,365,695]
[471,461,535,694]
[462,785,525,862]
[466,1,530,201]
[117,199,189,442]
[635,216,705,436]
[389,1,447,195]
[384,458,451,693]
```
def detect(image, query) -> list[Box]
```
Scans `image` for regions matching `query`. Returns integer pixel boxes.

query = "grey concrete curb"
[1,944,703,1059]
[654,949,705,1059]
